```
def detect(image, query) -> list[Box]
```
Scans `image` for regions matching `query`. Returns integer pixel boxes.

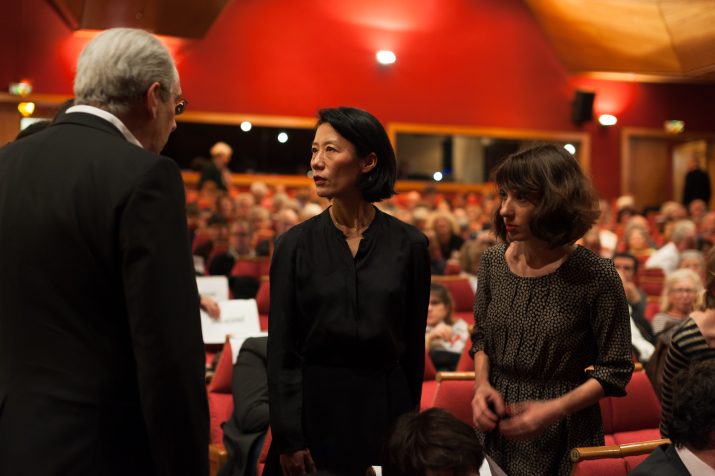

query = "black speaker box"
[571,90,595,125]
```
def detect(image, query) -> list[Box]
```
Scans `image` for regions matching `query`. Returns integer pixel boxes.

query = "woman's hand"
[498,399,565,440]
[280,449,316,476]
[471,381,505,432]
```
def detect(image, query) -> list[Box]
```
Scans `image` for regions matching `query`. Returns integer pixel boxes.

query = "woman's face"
[498,188,536,242]
[310,123,372,200]
[427,292,449,327]
[434,217,452,238]
[628,228,648,251]
[668,278,698,315]
[680,258,704,279]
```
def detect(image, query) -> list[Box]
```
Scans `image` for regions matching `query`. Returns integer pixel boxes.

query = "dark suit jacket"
[0,112,209,475]
[629,444,690,476]
[219,337,269,476]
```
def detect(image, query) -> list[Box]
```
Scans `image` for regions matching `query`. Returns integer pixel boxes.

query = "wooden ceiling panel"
[524,0,715,82]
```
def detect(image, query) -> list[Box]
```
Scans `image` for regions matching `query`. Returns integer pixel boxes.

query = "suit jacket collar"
[53,112,128,142]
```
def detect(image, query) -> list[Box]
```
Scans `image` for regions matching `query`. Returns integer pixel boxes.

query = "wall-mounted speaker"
[571,90,595,125]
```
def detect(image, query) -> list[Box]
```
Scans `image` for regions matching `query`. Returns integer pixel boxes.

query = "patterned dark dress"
[470,244,633,476]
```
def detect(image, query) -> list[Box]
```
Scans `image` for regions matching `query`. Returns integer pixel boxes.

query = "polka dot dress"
[470,244,633,476]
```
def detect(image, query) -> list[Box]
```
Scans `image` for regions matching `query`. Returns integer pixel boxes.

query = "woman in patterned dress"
[469,144,634,476]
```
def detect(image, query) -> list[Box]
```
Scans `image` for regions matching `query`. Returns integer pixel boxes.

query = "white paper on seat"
[200,299,261,344]
[196,275,229,302]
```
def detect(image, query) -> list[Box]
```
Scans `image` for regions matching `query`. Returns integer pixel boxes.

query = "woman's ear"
[361,152,377,174]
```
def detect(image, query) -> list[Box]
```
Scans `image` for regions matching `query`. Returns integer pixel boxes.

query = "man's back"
[0,113,208,475]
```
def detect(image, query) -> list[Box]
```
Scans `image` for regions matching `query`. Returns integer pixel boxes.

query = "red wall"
[3,0,714,198]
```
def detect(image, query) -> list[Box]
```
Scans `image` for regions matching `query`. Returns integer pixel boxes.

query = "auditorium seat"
[570,438,670,476]
[432,276,475,325]
[431,371,475,426]
[230,256,271,279]
[456,342,475,372]
[637,268,665,302]
[421,351,439,409]
[207,339,234,476]
[257,427,272,476]
[256,277,270,331]
[599,370,661,444]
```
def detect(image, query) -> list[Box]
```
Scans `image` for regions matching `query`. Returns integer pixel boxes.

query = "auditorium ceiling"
[524,0,715,82]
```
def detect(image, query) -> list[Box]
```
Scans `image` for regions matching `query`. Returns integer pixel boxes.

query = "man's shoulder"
[630,445,689,476]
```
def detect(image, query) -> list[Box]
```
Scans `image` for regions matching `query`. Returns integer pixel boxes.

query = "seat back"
[600,371,660,435]
[256,278,270,331]
[431,372,475,426]
[637,268,665,300]
[208,340,235,445]
[569,438,669,476]
[570,458,627,476]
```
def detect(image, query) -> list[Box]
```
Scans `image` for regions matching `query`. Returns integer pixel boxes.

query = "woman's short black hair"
[430,282,454,325]
[316,107,396,202]
[382,408,484,476]
[491,143,600,248]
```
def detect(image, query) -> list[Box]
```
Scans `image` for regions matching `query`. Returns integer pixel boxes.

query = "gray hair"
[671,219,696,244]
[74,28,178,115]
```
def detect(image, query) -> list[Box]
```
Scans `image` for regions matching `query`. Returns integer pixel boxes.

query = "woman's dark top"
[266,206,430,475]
[439,234,465,260]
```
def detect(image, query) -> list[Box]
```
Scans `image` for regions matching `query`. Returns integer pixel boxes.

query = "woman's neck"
[513,240,575,269]
[330,197,374,232]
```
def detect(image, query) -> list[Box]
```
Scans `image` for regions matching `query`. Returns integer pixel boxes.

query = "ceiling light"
[277,132,288,143]
[598,114,617,126]
[433,171,443,182]
[376,50,396,65]
[563,144,576,155]
[17,102,35,117]
[240,121,252,132]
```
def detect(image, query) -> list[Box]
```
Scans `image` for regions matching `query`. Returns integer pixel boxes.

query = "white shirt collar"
[65,105,143,149]
[676,445,715,475]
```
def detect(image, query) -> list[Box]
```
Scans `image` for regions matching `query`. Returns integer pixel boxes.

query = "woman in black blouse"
[265,107,431,476]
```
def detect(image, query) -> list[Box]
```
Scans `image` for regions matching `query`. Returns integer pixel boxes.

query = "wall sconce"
[598,114,617,126]
[18,102,36,117]
[664,120,684,134]
[376,50,396,65]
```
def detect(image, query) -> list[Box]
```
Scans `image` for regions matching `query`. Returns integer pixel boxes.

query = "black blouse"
[267,206,430,453]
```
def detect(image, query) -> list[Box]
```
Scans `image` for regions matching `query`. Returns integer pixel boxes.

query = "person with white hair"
[645,219,697,275]
[199,140,234,192]
[0,28,208,475]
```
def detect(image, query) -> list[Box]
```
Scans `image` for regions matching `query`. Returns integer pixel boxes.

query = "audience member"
[382,408,489,476]
[659,248,715,438]
[645,219,697,274]
[199,141,234,192]
[633,360,715,475]
[613,252,655,362]
[428,211,465,261]
[425,283,470,371]
[219,337,269,476]
[0,28,208,474]
[458,239,490,293]
[651,268,702,335]
[683,156,711,207]
[677,249,706,285]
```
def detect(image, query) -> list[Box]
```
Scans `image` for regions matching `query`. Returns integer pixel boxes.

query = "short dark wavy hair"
[491,144,600,248]
[382,408,484,476]
[316,107,396,202]
[669,359,715,450]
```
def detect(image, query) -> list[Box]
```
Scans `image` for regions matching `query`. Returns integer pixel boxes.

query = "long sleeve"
[267,234,305,453]
[587,263,634,397]
[120,158,208,476]
[402,238,431,408]
[232,338,269,433]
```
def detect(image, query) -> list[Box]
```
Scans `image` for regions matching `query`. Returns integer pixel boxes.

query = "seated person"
[612,252,655,362]
[425,283,469,371]
[219,337,269,476]
[631,360,715,475]
[382,408,505,476]
[651,268,702,335]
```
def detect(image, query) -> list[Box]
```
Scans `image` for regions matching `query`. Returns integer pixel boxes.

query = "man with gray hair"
[0,28,208,475]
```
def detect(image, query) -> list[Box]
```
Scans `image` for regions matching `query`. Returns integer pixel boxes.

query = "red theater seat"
[599,370,661,445]
[432,276,475,325]
[431,372,475,426]
[256,278,270,331]
[570,438,669,476]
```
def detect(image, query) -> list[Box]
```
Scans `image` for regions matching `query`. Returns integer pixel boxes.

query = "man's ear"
[144,82,162,119]
[361,152,377,174]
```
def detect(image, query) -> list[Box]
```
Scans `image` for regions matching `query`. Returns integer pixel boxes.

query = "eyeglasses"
[175,96,188,116]
[671,288,697,295]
